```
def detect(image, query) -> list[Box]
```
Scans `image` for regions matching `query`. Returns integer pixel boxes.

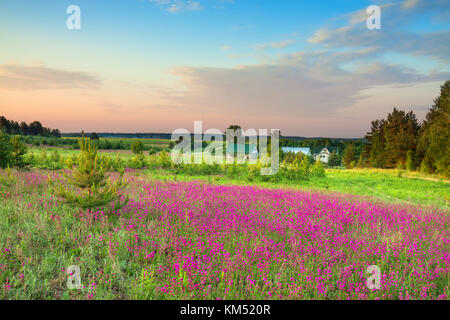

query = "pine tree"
[0,130,12,168]
[311,160,325,177]
[383,108,420,168]
[327,151,341,167]
[90,132,99,140]
[50,133,128,211]
[299,156,311,177]
[131,140,144,155]
[417,80,450,176]
[10,135,28,168]
[405,150,416,171]
[342,144,356,169]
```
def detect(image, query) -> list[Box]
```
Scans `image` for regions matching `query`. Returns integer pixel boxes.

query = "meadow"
[0,141,448,300]
[23,145,450,209]
[0,169,448,300]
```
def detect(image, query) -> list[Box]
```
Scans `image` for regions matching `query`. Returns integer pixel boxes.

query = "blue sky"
[0,0,449,137]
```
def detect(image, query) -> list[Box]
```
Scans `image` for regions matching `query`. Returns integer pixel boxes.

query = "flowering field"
[0,169,448,299]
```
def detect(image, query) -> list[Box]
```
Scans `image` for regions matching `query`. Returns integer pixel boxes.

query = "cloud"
[220,45,232,50]
[130,0,448,136]
[254,39,296,50]
[402,0,420,9]
[149,0,202,13]
[307,0,450,64]
[0,64,101,90]
[168,55,449,119]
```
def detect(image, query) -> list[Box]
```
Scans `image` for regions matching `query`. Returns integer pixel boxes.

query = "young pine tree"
[50,134,128,212]
[311,160,326,178]
[327,151,341,167]
[10,135,28,168]
[131,140,144,155]
[0,130,12,168]
[405,150,416,171]
[342,144,356,169]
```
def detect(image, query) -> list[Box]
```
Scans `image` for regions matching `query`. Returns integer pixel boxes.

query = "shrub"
[157,150,171,169]
[0,167,17,191]
[311,160,326,178]
[129,154,147,169]
[131,140,144,155]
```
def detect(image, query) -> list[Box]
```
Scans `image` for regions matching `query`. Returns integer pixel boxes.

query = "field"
[150,168,450,210]
[0,162,449,299]
[23,145,450,209]
[1,141,449,300]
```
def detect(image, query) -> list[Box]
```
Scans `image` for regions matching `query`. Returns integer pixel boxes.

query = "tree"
[369,129,385,168]
[20,122,29,135]
[342,144,356,169]
[10,135,28,168]
[327,151,341,167]
[131,140,144,155]
[29,121,44,136]
[299,155,311,177]
[50,134,128,211]
[405,150,416,171]
[0,130,12,168]
[90,132,99,140]
[417,80,450,176]
[311,159,325,177]
[226,125,241,131]
[362,119,385,168]
[51,129,62,138]
[383,108,420,168]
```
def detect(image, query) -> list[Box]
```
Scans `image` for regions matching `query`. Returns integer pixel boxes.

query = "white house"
[313,147,338,164]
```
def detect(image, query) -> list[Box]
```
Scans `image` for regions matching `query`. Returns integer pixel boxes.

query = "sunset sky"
[0,0,449,137]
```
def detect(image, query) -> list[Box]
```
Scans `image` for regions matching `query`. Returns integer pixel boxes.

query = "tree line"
[0,116,61,137]
[356,80,449,176]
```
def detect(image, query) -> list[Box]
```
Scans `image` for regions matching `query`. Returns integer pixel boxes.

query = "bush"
[157,150,171,169]
[311,160,326,178]
[131,140,144,155]
[129,154,147,169]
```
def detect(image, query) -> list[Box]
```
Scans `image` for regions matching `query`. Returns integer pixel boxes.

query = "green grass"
[141,168,449,209]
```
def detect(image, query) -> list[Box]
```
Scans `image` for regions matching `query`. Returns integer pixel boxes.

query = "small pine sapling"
[50,134,128,212]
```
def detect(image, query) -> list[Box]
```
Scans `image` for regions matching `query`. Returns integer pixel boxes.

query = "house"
[226,144,259,160]
[281,147,311,156]
[313,147,339,163]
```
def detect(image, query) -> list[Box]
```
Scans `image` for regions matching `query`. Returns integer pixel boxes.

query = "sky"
[0,0,449,137]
